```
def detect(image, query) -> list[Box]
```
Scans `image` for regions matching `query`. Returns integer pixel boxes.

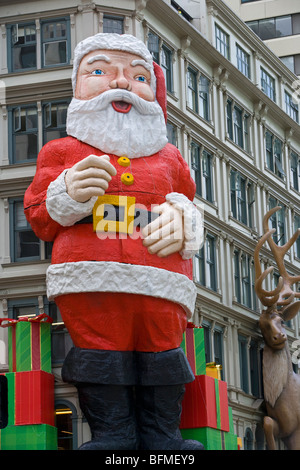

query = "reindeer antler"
[263,207,300,306]
[254,207,300,313]
[254,228,283,307]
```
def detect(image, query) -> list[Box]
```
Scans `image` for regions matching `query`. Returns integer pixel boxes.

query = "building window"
[265,130,284,178]
[166,121,177,147]
[236,44,250,78]
[230,170,255,227]
[226,99,250,152]
[186,66,210,121]
[187,67,197,112]
[43,100,69,144]
[280,54,300,76]
[269,196,286,246]
[7,23,36,72]
[41,19,69,67]
[234,250,256,309]
[10,199,40,262]
[148,31,173,92]
[8,100,69,164]
[247,14,300,41]
[8,104,38,163]
[239,336,261,398]
[239,334,249,393]
[161,45,173,92]
[201,321,224,379]
[7,18,70,73]
[261,68,276,102]
[214,326,224,379]
[191,141,213,202]
[7,297,40,320]
[55,401,78,450]
[285,91,299,123]
[291,151,300,192]
[9,198,52,262]
[44,301,73,365]
[215,25,230,59]
[56,404,74,450]
[295,214,300,258]
[194,233,217,291]
[249,341,261,397]
[103,15,123,34]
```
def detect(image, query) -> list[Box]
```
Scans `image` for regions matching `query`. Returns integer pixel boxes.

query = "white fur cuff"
[166,192,204,259]
[46,169,97,226]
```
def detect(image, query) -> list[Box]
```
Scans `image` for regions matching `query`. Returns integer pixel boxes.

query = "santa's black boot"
[136,383,204,450]
[61,347,138,450]
[76,382,138,450]
[135,348,204,450]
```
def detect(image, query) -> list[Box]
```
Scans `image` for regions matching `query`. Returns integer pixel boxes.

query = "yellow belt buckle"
[93,195,136,234]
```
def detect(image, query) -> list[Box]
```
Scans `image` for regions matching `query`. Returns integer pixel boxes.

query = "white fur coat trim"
[46,260,196,318]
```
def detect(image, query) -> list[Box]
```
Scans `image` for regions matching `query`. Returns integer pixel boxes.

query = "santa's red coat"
[24,136,197,351]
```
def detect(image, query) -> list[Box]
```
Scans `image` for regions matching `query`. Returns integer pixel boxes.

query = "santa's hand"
[142,202,184,257]
[65,154,117,203]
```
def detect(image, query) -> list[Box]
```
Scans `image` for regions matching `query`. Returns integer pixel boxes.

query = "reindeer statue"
[254,206,300,450]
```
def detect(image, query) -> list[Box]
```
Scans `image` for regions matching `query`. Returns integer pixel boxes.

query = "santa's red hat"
[72,33,167,122]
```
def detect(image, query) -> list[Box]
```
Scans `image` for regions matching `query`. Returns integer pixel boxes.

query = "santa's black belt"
[76,206,159,228]
[75,195,159,235]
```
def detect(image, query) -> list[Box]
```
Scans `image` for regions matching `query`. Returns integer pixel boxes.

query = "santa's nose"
[109,69,131,91]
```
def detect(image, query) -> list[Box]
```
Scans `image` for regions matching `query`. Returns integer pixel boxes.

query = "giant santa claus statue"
[24,33,204,450]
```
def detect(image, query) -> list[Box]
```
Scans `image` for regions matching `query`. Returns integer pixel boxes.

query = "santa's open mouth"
[112,101,132,114]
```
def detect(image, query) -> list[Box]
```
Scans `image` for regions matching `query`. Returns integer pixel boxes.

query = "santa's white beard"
[66,89,168,158]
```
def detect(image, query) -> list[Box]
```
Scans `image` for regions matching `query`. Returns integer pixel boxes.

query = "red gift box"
[14,370,55,426]
[180,375,229,431]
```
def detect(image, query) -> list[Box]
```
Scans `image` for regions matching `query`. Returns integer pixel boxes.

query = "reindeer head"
[254,207,300,350]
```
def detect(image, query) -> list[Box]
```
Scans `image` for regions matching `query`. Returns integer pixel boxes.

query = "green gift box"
[180,322,205,375]
[0,424,57,450]
[0,314,52,373]
[181,427,238,450]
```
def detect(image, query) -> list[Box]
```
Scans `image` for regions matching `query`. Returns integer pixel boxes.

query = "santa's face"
[75,49,155,105]
[67,47,168,158]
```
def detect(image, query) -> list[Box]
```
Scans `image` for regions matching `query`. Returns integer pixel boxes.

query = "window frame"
[41,18,70,69]
[147,30,174,93]
[191,141,213,203]
[8,103,38,164]
[236,44,250,78]
[7,22,37,73]
[234,249,257,309]
[9,198,41,262]
[103,15,124,34]
[42,99,70,145]
[230,169,255,227]
[215,24,230,60]
[226,99,250,152]
[194,233,217,292]
[285,91,299,123]
[261,68,276,102]
[265,130,285,179]
[7,17,70,73]
[291,151,300,192]
[295,214,300,259]
[269,196,286,246]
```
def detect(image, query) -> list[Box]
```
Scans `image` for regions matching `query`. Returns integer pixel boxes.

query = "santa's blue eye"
[136,75,147,82]
[92,69,104,75]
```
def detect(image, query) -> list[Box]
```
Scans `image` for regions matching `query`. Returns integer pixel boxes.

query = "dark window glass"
[275,15,292,37]
[11,24,36,71]
[103,16,123,34]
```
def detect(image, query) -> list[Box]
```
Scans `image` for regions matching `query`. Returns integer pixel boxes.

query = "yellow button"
[117,156,130,167]
[121,173,134,185]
